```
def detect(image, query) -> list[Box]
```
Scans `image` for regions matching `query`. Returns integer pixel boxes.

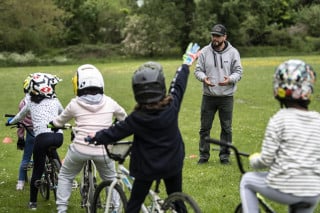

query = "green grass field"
[1,56,320,212]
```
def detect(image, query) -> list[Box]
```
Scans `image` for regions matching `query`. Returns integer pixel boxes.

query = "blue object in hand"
[5,117,13,126]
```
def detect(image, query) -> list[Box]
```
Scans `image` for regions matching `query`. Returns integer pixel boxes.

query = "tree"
[54,0,129,45]
[0,0,65,52]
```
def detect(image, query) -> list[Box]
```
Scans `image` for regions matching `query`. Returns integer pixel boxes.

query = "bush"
[62,43,123,59]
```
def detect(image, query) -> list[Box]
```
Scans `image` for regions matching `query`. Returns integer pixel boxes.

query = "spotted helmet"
[29,73,62,98]
[273,59,314,101]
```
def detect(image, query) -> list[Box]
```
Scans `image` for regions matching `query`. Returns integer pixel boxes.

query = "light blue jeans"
[56,145,116,212]
[18,131,35,181]
[240,172,320,213]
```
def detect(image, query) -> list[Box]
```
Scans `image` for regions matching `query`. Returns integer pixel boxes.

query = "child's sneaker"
[16,180,24,190]
[28,202,37,210]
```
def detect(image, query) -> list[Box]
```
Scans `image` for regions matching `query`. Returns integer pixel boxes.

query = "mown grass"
[0,56,320,212]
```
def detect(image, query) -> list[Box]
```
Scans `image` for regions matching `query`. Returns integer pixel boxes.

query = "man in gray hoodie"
[194,24,243,164]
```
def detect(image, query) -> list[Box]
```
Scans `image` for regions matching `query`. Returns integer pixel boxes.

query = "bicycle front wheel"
[234,203,243,213]
[92,181,127,213]
[162,192,202,213]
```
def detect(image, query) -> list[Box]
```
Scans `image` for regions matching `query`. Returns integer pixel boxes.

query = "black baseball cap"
[211,24,227,36]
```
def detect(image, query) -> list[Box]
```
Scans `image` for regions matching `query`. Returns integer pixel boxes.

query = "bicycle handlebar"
[205,137,249,174]
[4,114,16,118]
[47,123,72,130]
[4,113,35,137]
[84,136,95,144]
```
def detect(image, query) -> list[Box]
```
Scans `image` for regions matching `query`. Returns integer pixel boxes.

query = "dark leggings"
[30,132,63,203]
[126,172,185,213]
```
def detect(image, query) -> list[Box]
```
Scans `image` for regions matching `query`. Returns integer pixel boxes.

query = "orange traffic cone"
[2,137,13,144]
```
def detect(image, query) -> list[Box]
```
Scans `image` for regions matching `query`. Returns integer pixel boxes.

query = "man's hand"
[218,76,230,86]
[17,138,25,150]
[204,77,215,87]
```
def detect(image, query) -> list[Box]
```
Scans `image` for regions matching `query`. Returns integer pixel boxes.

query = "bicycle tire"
[92,180,127,213]
[51,158,61,201]
[162,192,202,213]
[86,165,95,213]
[234,203,243,213]
[80,160,96,213]
[234,202,274,213]
[38,173,50,201]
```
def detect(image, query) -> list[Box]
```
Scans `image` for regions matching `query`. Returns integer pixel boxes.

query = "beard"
[212,40,224,49]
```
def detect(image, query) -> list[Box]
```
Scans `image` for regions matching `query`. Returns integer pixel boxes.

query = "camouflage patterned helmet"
[273,59,314,101]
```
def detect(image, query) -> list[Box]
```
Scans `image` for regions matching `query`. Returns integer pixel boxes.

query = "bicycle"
[205,137,312,213]
[87,139,202,213]
[48,124,98,213]
[5,114,64,201]
[36,145,62,201]
[79,159,99,213]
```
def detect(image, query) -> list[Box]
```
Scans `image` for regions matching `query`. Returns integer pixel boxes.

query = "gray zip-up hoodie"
[194,41,243,96]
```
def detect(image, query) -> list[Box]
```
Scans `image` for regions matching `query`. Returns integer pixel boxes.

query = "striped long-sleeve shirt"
[250,108,320,196]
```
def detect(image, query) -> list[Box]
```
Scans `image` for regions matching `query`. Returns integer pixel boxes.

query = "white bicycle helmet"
[29,73,62,98]
[72,64,104,96]
[273,59,314,101]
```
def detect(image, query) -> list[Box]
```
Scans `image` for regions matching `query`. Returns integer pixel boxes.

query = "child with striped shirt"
[240,59,320,213]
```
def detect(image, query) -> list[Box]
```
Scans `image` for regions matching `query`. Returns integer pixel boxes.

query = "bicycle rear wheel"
[38,173,50,201]
[80,161,96,213]
[51,158,61,200]
[234,203,243,213]
[92,181,127,213]
[162,192,202,213]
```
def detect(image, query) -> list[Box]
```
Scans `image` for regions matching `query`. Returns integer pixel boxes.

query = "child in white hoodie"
[51,64,127,213]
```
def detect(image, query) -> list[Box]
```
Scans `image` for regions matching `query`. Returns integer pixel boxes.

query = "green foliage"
[0,0,65,53]
[297,4,320,37]
[1,0,320,58]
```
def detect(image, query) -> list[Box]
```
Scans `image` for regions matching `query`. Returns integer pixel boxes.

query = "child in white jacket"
[51,64,127,213]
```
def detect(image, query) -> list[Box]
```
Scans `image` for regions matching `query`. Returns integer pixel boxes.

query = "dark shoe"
[197,158,208,164]
[220,156,230,164]
[28,202,37,210]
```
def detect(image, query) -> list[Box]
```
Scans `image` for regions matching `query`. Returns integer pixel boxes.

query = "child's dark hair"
[278,98,310,110]
[134,95,173,111]
[30,93,46,104]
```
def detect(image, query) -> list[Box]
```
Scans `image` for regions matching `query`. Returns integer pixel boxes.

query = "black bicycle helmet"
[132,61,166,104]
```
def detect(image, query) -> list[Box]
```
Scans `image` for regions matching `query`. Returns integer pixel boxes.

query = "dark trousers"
[199,95,233,160]
[30,132,63,202]
[126,172,184,213]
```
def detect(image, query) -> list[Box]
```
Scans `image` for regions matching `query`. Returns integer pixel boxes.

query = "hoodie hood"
[77,94,105,112]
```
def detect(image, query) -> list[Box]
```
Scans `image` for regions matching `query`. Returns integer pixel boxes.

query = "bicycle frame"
[95,141,200,213]
[5,114,60,200]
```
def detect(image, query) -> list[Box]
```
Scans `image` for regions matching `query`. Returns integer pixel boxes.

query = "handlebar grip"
[85,136,95,144]
[4,114,15,118]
